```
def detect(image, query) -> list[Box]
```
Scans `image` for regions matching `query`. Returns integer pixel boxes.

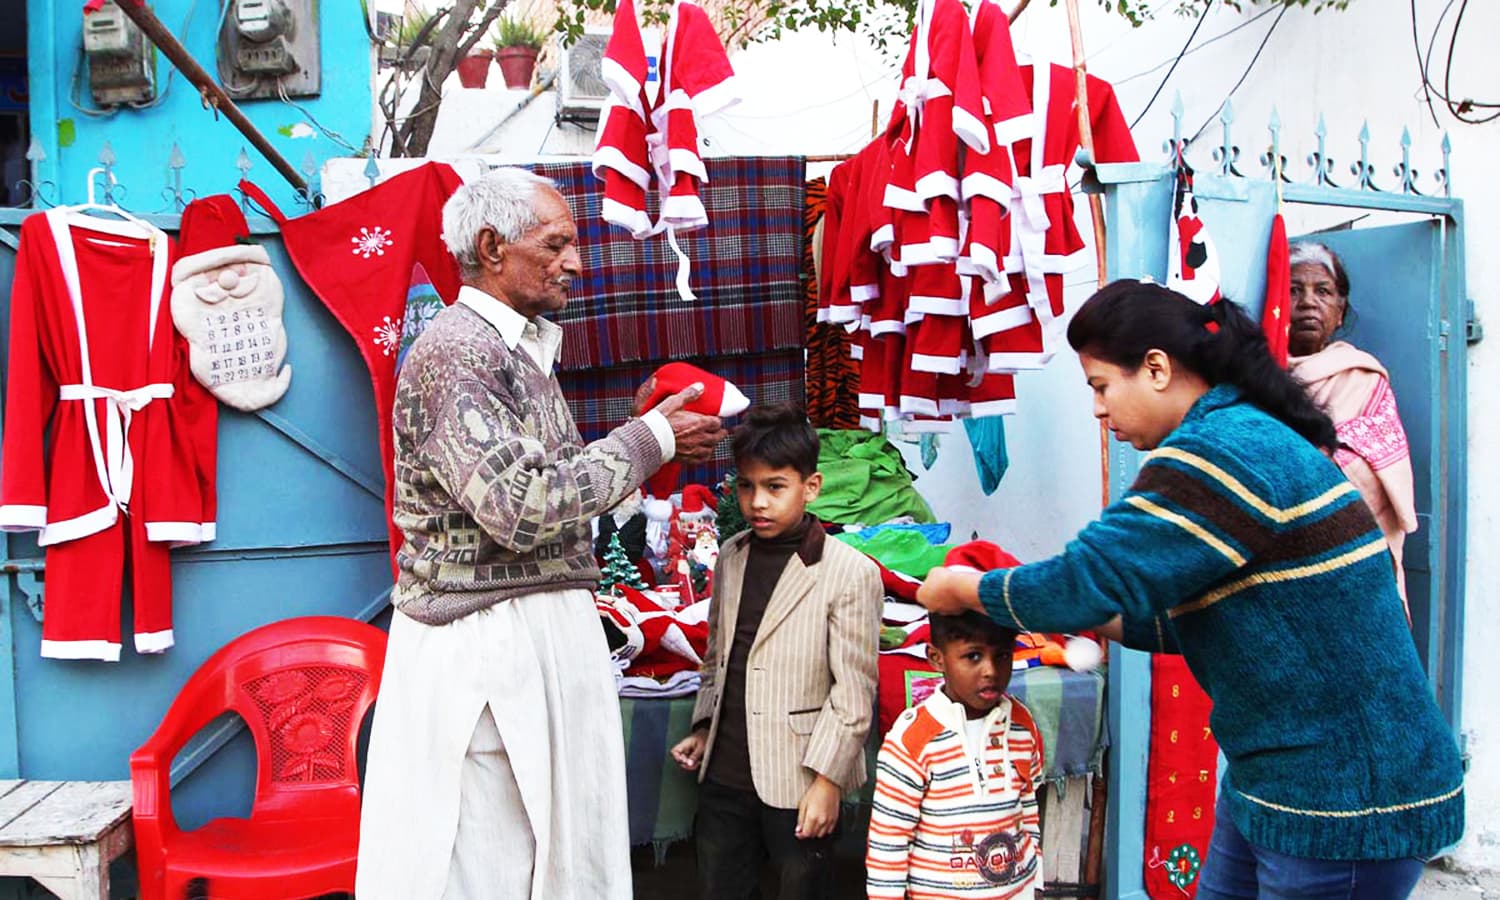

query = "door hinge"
[0,558,45,623]
[1467,300,1484,345]
[1438,319,1450,352]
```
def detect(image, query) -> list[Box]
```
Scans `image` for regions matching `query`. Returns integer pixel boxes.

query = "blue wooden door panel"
[1301,222,1443,678]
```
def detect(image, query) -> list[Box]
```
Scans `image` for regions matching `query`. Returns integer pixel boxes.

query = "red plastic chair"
[130,616,387,900]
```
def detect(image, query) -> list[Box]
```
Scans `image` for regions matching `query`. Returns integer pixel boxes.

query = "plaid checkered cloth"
[532,158,807,371]
[559,350,806,488]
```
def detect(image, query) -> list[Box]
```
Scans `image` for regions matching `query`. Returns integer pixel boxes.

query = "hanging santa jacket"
[0,209,218,546]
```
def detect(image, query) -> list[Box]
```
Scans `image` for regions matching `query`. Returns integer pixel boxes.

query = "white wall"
[405,0,1500,871]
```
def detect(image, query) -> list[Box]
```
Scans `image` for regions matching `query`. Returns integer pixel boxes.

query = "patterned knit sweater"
[867,691,1043,900]
[979,385,1464,861]
[390,303,662,624]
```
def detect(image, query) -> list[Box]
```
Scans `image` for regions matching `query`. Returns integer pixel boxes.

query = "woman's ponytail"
[1068,280,1338,450]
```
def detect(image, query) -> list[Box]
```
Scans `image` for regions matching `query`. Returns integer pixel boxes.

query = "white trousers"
[356,589,632,900]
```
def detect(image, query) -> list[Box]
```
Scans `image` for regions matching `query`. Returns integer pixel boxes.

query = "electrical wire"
[1129,0,1211,130]
[1409,0,1500,126]
[276,79,363,154]
[1185,4,1287,146]
[1113,5,1277,86]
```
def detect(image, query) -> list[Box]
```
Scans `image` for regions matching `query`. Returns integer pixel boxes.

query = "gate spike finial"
[1308,114,1335,188]
[1438,131,1452,197]
[25,135,45,163]
[363,152,382,188]
[1261,107,1285,182]
[1212,100,1240,177]
[1395,126,1420,194]
[164,142,189,212]
[1352,121,1376,191]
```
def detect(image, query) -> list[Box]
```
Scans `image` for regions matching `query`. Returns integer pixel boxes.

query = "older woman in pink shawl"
[1286,242,1418,614]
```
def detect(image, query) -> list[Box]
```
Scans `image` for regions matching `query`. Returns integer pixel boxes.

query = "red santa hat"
[943,540,1022,573]
[680,483,717,516]
[600,0,650,113]
[663,2,740,118]
[171,194,269,288]
[642,363,748,498]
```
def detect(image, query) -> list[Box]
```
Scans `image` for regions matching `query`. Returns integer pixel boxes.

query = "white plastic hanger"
[60,167,158,239]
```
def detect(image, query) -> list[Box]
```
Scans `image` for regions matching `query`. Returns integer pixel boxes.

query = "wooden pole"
[1063,0,1113,894]
[110,1,309,194]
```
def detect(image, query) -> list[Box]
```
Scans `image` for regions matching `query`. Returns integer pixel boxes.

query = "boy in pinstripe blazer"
[670,404,883,899]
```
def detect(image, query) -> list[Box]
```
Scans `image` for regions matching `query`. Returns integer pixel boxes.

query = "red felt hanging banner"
[1143,655,1218,899]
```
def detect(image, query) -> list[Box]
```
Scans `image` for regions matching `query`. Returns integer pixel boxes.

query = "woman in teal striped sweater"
[919,281,1463,899]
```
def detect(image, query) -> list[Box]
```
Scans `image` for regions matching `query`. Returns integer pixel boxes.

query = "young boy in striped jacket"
[867,611,1044,899]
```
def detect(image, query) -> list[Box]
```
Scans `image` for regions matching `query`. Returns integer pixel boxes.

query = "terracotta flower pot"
[456,48,494,89]
[495,46,539,90]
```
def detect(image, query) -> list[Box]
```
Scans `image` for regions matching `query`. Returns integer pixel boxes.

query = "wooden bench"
[0,780,133,900]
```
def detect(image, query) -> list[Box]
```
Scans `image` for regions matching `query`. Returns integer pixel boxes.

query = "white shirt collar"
[456,285,564,372]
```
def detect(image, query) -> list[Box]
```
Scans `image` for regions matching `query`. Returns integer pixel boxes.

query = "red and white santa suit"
[594,0,656,237]
[0,210,218,660]
[985,62,1138,373]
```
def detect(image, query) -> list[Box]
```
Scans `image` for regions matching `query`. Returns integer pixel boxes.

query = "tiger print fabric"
[803,176,862,429]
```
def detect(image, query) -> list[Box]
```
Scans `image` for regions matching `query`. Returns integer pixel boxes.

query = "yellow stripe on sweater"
[1233,782,1464,818]
[1147,448,1356,523]
[1169,536,1389,619]
[1125,496,1247,566]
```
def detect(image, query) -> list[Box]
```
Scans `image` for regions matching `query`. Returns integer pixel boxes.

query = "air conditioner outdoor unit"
[557,29,611,124]
[557,27,661,124]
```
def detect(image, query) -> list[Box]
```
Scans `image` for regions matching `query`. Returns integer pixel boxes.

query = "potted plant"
[492,13,544,90]
[456,43,495,89]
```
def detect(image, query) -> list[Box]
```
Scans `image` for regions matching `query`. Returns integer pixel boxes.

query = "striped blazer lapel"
[717,537,751,647]
[750,555,818,654]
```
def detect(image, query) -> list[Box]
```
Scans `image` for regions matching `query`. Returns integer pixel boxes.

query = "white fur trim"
[987,350,1052,372]
[898,395,940,417]
[0,505,47,531]
[990,112,1034,147]
[910,352,963,375]
[601,199,655,239]
[907,294,966,318]
[592,146,652,189]
[870,224,895,252]
[601,58,645,112]
[882,184,925,212]
[660,193,708,230]
[135,629,176,654]
[171,243,271,286]
[146,521,212,546]
[914,171,960,201]
[39,505,118,546]
[969,397,1018,417]
[960,172,1014,206]
[953,107,990,154]
[972,304,1034,340]
[718,383,750,416]
[41,639,122,662]
[850,283,880,304]
[691,76,742,118]
[869,318,907,338]
[668,147,708,182]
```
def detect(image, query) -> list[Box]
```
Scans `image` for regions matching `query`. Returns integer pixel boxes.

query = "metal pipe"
[109,1,308,194]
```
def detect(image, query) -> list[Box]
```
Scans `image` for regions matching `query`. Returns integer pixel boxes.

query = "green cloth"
[809,429,934,525]
[834,529,953,579]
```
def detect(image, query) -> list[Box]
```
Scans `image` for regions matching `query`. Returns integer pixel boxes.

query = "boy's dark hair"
[928,611,1018,651]
[730,403,819,477]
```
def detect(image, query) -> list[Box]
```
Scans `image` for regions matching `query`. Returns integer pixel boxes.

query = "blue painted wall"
[26,0,371,213]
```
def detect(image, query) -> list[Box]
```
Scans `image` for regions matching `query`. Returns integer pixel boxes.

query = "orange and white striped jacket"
[866,689,1044,899]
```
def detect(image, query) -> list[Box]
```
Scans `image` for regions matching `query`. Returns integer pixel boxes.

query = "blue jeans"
[1198,800,1425,899]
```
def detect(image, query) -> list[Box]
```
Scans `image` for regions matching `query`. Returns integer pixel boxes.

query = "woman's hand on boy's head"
[917,567,984,616]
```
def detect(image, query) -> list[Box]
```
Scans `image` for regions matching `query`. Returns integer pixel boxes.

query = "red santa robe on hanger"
[985,61,1138,374]
[0,209,218,660]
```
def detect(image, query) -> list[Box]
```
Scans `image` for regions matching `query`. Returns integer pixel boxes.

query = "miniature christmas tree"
[715,468,747,542]
[599,532,647,596]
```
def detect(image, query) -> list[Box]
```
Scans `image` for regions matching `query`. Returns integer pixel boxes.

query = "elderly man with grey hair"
[356,167,725,899]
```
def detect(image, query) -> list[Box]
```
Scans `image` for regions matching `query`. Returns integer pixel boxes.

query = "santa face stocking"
[239,164,465,565]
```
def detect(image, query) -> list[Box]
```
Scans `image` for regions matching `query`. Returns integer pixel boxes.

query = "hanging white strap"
[662,224,698,302]
[58,383,175,510]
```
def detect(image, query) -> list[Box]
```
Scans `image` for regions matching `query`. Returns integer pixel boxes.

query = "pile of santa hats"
[597,585,712,697]
[592,0,740,299]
